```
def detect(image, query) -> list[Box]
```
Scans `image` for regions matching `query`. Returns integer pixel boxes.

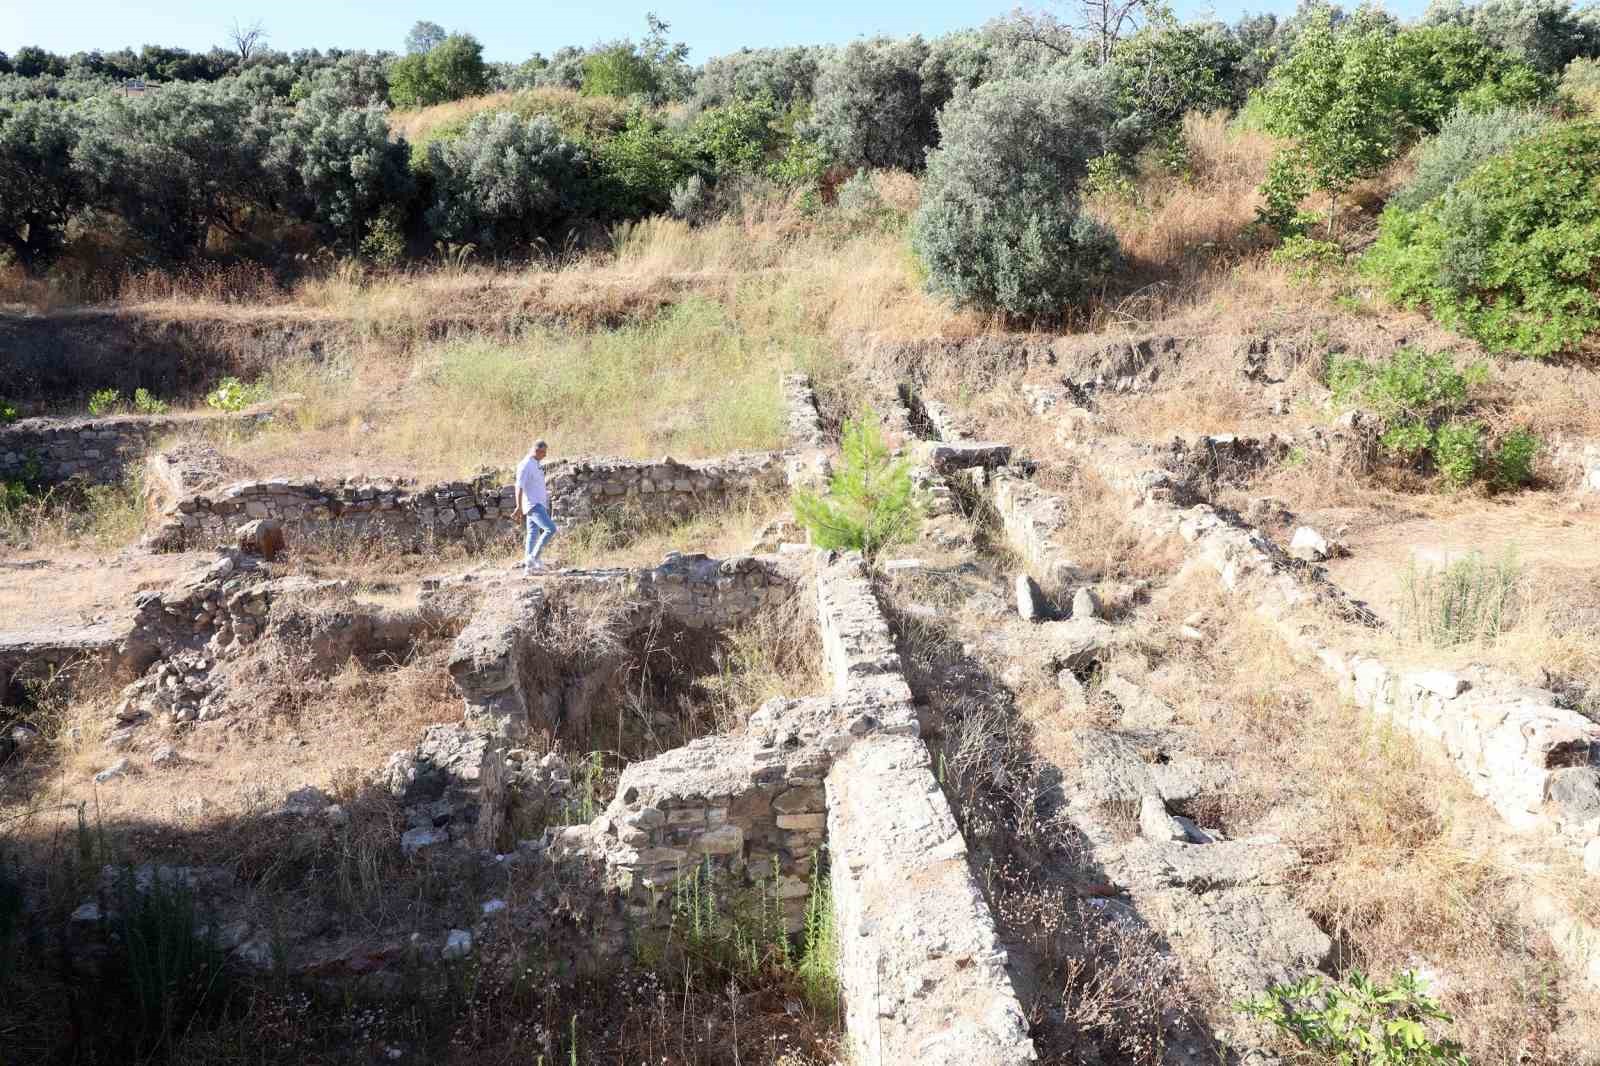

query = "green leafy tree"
[578,14,691,105]
[1391,23,1551,132]
[582,47,657,99]
[1256,9,1412,235]
[685,95,781,174]
[793,410,920,560]
[268,88,415,252]
[388,33,489,108]
[405,20,447,56]
[1238,970,1470,1066]
[1363,122,1600,358]
[591,113,692,218]
[911,73,1121,318]
[0,98,85,271]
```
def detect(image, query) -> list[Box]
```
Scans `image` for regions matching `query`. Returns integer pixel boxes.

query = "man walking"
[515,439,557,573]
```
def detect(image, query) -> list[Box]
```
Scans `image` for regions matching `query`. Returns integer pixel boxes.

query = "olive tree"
[74,84,280,260]
[0,99,85,270]
[1422,0,1600,73]
[425,112,589,253]
[911,73,1121,317]
[269,89,413,252]
[810,37,941,171]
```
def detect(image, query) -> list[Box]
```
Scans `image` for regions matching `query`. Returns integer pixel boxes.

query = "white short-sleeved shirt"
[516,454,549,509]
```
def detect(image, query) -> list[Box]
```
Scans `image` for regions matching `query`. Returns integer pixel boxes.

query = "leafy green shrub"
[1431,418,1484,487]
[1084,152,1138,200]
[1399,550,1521,647]
[87,388,121,416]
[204,376,262,413]
[911,74,1121,317]
[425,112,590,252]
[1328,347,1504,487]
[1388,105,1552,212]
[132,388,168,415]
[1271,235,1344,278]
[1238,970,1470,1065]
[768,132,830,186]
[359,205,408,266]
[793,410,920,560]
[1493,427,1541,487]
[1364,122,1600,358]
[0,399,17,423]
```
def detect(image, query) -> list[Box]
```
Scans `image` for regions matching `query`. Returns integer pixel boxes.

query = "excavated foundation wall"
[144,452,785,551]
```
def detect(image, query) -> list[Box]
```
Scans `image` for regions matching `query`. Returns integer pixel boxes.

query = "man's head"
[533,439,548,460]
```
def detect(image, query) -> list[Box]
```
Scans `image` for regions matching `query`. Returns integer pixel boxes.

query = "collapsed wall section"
[0,411,273,488]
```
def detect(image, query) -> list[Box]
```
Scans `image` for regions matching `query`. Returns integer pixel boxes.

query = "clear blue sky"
[4,1,1432,64]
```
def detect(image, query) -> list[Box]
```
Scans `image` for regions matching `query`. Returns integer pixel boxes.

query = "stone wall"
[145,452,786,552]
[538,550,1035,1064]
[0,411,269,488]
[813,552,1035,1066]
[0,622,133,705]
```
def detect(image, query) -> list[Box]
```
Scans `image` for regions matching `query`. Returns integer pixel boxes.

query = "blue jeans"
[524,504,557,565]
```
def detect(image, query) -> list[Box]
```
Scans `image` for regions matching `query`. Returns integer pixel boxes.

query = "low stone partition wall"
[550,452,784,522]
[145,452,786,552]
[536,550,1034,1064]
[814,556,1034,1065]
[0,410,274,488]
[781,372,830,490]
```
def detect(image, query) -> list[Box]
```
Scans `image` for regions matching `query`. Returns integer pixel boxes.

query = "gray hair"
[534,439,548,451]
